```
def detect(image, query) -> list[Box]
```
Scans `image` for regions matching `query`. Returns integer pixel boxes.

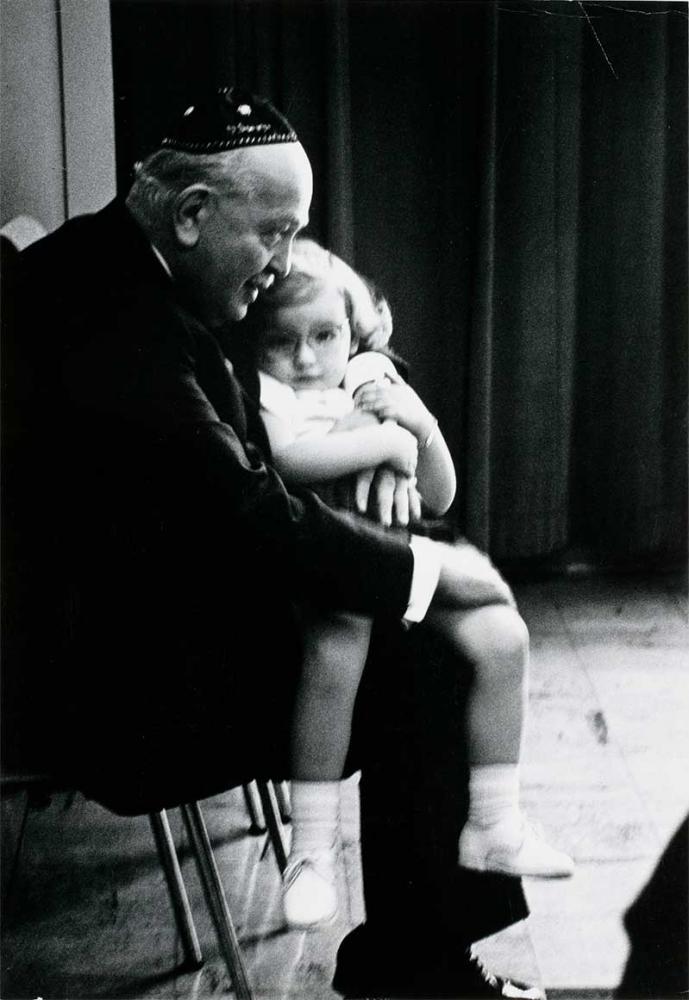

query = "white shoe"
[282,852,339,929]
[459,817,575,878]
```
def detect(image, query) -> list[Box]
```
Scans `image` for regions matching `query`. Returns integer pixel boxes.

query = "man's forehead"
[241,145,312,217]
[239,141,311,178]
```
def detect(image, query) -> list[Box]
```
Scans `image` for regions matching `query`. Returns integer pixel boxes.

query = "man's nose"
[269,238,294,279]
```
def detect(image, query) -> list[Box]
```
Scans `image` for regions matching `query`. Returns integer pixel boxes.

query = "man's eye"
[263,226,290,247]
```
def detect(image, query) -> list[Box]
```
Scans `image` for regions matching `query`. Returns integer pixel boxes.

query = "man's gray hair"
[126,147,257,230]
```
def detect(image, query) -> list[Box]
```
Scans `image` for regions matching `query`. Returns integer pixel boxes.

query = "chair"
[254,779,289,872]
[2,772,256,999]
[243,778,291,834]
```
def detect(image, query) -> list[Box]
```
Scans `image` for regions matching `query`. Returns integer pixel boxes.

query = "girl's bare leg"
[291,611,372,780]
[285,611,372,928]
[427,603,529,765]
[426,602,574,878]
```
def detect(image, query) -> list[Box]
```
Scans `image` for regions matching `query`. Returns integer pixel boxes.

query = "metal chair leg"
[255,780,288,873]
[181,801,253,1000]
[273,781,291,823]
[149,810,203,970]
[241,781,266,834]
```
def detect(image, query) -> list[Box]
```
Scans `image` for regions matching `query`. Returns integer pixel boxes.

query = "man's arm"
[61,298,510,625]
[115,310,417,621]
[153,339,511,621]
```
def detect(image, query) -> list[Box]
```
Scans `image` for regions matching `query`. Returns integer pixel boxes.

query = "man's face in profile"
[184,143,313,326]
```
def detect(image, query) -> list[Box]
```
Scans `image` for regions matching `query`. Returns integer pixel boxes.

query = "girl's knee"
[475,607,529,688]
[490,606,529,661]
[441,604,529,676]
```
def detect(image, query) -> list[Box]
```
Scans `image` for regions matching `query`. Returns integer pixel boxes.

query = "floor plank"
[2,574,686,998]
[515,573,688,993]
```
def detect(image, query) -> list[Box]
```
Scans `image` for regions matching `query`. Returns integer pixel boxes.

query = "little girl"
[249,238,573,930]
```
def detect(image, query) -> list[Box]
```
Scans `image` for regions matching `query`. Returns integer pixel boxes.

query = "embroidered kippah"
[160,86,298,153]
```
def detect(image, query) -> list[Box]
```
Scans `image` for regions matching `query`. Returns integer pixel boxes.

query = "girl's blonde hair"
[253,237,393,352]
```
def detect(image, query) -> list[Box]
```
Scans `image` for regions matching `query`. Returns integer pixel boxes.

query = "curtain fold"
[571,2,687,561]
[465,2,499,552]
[111,0,687,567]
[468,1,584,558]
[323,0,354,259]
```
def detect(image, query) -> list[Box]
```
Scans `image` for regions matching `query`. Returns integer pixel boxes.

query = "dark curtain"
[111,0,687,567]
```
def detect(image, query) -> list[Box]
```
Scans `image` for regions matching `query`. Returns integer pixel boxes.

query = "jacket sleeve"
[64,295,415,620]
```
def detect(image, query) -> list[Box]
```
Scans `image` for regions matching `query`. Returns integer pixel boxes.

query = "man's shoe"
[465,953,545,998]
[282,852,338,929]
[338,952,545,998]
[459,817,574,878]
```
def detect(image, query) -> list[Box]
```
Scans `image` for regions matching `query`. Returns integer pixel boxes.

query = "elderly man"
[5,89,536,998]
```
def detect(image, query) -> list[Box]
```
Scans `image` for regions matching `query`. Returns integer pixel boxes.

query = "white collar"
[150,242,172,278]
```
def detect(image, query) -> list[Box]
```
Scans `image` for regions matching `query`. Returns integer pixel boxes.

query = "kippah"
[160,86,298,154]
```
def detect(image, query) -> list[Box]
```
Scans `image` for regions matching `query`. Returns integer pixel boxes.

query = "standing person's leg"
[335,619,531,999]
[285,610,372,928]
[428,604,573,878]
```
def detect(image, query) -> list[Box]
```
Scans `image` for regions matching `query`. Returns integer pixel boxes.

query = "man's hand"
[433,541,515,608]
[355,466,422,527]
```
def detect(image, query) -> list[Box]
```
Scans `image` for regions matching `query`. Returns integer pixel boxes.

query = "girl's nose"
[294,340,316,368]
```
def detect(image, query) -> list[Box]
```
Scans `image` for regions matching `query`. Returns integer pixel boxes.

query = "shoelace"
[470,953,499,989]
[471,952,544,999]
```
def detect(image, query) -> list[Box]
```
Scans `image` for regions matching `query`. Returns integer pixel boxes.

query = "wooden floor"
[2,573,687,999]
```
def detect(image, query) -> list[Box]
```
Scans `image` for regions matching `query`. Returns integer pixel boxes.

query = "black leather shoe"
[338,953,545,999]
[463,954,545,998]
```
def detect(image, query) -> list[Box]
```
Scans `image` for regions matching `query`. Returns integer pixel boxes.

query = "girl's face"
[256,284,356,391]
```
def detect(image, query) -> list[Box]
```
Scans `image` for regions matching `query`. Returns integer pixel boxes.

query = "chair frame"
[1,775,287,1000]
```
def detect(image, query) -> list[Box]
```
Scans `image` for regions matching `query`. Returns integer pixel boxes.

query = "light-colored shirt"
[258,356,440,624]
[149,242,441,619]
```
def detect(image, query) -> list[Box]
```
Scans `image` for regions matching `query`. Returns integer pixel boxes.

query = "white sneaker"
[459,817,575,878]
[282,852,339,929]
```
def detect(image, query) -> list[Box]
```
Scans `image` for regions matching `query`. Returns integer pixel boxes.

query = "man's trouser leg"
[335,621,528,997]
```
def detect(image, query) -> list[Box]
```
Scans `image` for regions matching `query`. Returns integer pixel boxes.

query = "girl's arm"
[415,417,456,516]
[261,408,418,485]
[354,375,456,516]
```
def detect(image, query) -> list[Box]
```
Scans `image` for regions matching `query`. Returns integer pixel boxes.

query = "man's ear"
[172,184,213,248]
[349,332,360,358]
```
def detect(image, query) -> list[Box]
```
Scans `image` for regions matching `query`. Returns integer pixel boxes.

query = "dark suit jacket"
[3,199,413,811]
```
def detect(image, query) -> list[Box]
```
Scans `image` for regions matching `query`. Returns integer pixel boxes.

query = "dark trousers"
[4,565,526,985]
[333,619,527,994]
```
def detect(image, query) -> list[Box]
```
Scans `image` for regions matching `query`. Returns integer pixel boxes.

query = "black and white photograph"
[1,1,687,998]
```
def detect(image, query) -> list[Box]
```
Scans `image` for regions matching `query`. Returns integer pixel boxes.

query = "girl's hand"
[330,409,379,433]
[355,374,436,443]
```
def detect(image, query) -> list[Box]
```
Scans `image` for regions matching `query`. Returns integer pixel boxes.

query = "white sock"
[467,764,521,829]
[288,780,340,860]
